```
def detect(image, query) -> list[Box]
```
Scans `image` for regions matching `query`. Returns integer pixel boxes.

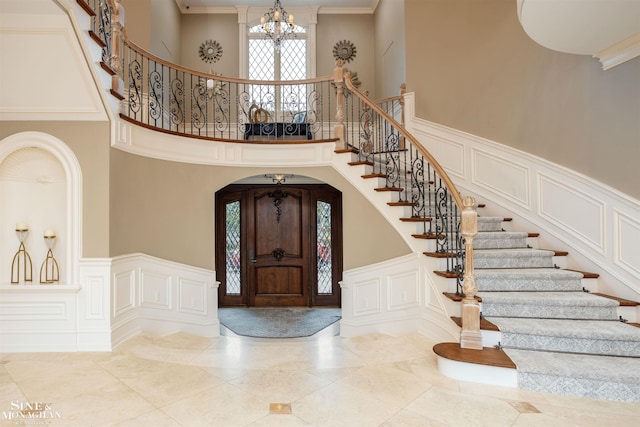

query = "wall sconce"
[201,74,225,99]
[265,173,293,184]
[40,230,59,284]
[11,223,32,284]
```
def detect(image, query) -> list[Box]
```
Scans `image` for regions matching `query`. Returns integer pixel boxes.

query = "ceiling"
[175,0,379,13]
[517,0,640,68]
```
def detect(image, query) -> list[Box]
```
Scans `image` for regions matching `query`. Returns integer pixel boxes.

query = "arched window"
[248,24,307,81]
[247,24,308,114]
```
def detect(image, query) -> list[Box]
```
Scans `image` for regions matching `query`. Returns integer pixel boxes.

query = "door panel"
[249,187,309,307]
[216,184,342,308]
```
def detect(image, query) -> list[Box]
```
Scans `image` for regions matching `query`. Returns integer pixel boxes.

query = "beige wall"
[121,0,151,51]
[109,150,411,270]
[374,0,406,99]
[150,0,182,62]
[0,122,111,258]
[126,5,375,93]
[405,0,640,199]
[317,14,376,96]
[180,13,239,77]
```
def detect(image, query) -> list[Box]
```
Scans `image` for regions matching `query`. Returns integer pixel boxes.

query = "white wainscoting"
[340,253,460,342]
[0,260,112,352]
[111,253,219,349]
[404,92,640,301]
[0,255,218,352]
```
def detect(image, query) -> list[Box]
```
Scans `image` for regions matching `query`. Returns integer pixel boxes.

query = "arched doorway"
[215,179,342,307]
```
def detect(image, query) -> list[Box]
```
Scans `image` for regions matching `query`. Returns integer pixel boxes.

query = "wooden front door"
[248,186,310,306]
[216,184,342,308]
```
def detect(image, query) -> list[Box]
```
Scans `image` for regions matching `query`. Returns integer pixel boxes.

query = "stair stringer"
[65,0,121,138]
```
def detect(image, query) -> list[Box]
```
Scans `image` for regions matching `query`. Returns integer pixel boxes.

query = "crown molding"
[593,32,640,70]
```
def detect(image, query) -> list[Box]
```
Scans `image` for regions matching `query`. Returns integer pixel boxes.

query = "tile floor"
[1,325,638,426]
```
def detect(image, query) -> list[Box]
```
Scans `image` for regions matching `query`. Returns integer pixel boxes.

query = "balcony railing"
[119,39,338,142]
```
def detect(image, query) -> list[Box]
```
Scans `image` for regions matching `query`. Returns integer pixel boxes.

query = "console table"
[243,122,313,140]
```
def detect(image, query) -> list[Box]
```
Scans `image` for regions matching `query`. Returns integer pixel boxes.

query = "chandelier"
[260,0,295,52]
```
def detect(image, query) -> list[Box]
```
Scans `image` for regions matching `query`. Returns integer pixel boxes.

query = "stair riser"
[500,333,640,357]
[475,256,554,269]
[477,220,504,232]
[473,236,528,249]
[437,256,555,271]
[517,372,640,403]
[475,278,583,292]
[423,236,528,252]
[481,303,619,320]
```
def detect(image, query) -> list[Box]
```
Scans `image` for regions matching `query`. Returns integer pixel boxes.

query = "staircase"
[459,217,640,403]
[337,148,640,402]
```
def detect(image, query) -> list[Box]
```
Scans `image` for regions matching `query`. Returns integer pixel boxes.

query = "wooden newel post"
[460,196,483,350]
[333,60,347,150]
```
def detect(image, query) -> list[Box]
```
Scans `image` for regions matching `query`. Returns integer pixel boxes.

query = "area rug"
[218,307,341,338]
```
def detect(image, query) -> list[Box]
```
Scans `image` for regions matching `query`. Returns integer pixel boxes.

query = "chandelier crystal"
[260,0,295,52]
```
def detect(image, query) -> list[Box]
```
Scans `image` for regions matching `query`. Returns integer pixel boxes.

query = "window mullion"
[275,48,281,116]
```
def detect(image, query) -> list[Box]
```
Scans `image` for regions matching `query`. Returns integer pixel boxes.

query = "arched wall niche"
[0,132,82,286]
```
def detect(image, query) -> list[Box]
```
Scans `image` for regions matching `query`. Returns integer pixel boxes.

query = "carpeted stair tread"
[479,292,620,319]
[475,268,583,292]
[479,291,619,307]
[504,348,640,402]
[474,248,556,269]
[488,317,640,357]
[477,217,505,232]
[473,231,529,249]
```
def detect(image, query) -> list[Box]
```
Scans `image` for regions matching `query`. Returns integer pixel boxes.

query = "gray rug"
[218,307,341,338]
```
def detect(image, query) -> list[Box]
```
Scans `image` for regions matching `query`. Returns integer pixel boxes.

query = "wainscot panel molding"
[0,262,114,353]
[77,258,113,351]
[340,253,459,342]
[404,92,640,300]
[111,253,219,349]
[0,255,219,352]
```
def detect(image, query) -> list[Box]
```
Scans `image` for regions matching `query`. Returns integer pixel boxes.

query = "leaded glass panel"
[317,201,332,295]
[225,200,241,295]
[248,24,307,114]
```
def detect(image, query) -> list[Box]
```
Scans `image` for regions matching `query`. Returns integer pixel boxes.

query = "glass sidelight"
[225,200,241,295]
[317,201,332,295]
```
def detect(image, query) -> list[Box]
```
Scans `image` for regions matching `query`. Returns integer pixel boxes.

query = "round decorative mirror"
[333,40,357,63]
[199,40,223,64]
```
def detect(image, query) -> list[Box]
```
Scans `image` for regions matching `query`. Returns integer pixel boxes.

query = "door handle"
[250,249,256,264]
